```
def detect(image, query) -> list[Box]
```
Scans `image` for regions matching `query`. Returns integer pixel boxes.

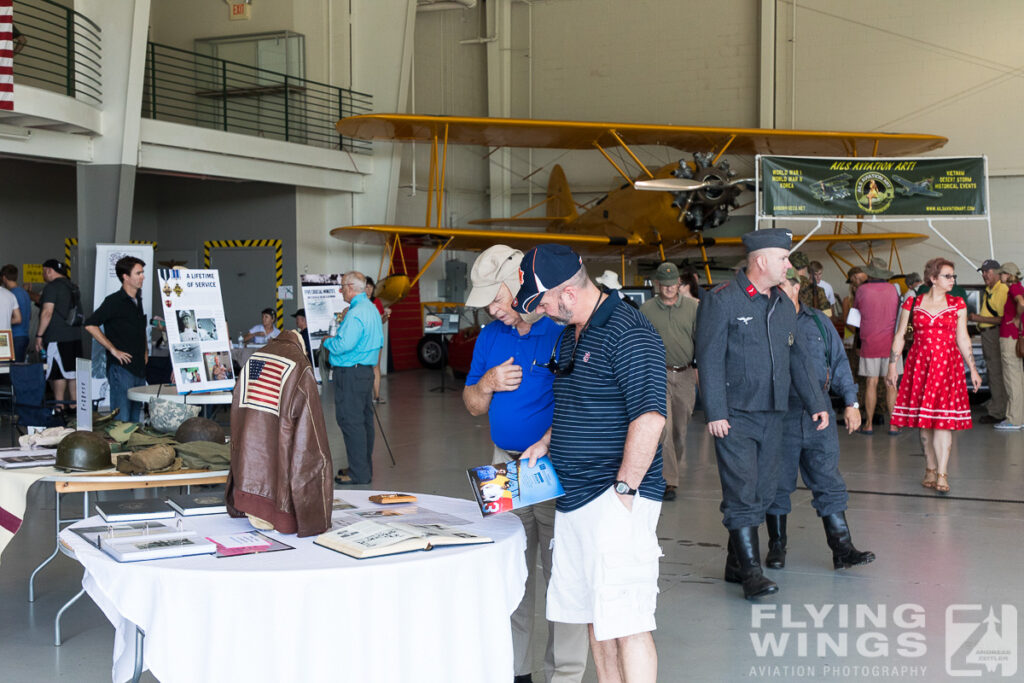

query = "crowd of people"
[458,230,1013,682]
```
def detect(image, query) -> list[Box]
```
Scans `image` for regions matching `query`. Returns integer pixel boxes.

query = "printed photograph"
[196,317,219,341]
[300,273,344,285]
[203,351,233,381]
[176,309,200,341]
[179,366,204,384]
[171,342,201,364]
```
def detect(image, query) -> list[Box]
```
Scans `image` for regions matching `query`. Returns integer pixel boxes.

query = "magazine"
[466,455,564,516]
[314,520,491,559]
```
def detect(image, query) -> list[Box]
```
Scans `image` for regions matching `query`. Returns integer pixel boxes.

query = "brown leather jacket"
[226,331,333,537]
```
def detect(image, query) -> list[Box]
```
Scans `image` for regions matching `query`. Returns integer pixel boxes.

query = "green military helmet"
[55,431,113,472]
[789,250,810,270]
[174,417,226,445]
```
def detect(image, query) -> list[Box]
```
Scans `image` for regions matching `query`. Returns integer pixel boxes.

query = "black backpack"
[63,280,84,327]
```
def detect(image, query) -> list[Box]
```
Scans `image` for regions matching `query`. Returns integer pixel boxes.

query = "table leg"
[53,584,87,646]
[29,489,89,602]
[132,626,146,683]
[29,491,62,602]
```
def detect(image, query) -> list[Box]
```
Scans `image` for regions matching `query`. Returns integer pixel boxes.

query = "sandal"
[921,468,937,489]
[935,473,950,493]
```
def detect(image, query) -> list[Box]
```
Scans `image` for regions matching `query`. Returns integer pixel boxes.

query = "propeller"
[633,177,756,192]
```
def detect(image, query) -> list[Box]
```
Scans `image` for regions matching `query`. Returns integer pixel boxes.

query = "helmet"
[55,431,113,472]
[174,417,226,445]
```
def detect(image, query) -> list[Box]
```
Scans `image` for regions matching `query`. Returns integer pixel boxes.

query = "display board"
[300,274,350,382]
[157,268,234,394]
[760,156,986,217]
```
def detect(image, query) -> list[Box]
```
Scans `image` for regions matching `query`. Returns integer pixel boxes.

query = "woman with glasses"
[887,258,981,493]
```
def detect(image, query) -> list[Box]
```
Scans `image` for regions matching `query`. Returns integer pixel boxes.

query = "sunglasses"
[536,325,579,377]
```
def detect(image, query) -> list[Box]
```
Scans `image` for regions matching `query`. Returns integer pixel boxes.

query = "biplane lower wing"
[330,224,649,257]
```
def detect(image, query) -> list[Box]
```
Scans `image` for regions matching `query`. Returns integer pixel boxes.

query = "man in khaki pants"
[969,259,1008,424]
[463,246,589,683]
[640,262,699,501]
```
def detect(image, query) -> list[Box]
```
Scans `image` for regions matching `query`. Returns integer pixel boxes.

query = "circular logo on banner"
[854,173,894,214]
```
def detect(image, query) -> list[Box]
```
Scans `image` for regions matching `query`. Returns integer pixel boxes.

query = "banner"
[760,156,986,217]
[157,268,234,394]
[300,274,350,382]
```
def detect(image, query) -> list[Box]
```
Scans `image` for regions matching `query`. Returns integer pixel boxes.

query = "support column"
[485,0,512,220]
[73,0,150,310]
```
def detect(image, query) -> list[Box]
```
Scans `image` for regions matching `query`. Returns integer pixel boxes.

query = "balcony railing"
[143,42,372,153]
[10,0,102,106]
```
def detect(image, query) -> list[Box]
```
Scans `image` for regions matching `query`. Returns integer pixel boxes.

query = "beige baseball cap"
[466,245,524,308]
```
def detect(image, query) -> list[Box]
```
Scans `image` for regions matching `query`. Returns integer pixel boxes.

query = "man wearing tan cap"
[640,262,698,502]
[462,245,588,683]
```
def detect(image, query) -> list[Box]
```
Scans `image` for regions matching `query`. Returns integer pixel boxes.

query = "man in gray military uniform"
[695,228,829,600]
[766,270,876,572]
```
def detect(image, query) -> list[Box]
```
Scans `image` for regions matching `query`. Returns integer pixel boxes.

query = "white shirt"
[248,324,281,345]
[0,287,18,330]
[818,279,837,306]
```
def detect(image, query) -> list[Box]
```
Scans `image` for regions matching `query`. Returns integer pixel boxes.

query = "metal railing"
[143,42,372,153]
[10,0,102,106]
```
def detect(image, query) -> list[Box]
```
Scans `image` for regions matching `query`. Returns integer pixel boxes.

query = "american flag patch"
[240,352,296,415]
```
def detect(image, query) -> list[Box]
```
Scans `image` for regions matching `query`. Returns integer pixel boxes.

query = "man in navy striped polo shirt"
[518,244,666,683]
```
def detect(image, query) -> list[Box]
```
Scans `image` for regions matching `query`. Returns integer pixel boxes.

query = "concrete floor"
[1,369,1022,682]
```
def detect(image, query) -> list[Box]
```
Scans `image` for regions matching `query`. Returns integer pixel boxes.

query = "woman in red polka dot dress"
[886,258,981,494]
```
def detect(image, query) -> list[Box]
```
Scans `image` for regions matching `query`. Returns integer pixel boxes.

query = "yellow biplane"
[332,114,947,304]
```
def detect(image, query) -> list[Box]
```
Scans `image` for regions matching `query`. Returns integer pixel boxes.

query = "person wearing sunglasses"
[517,244,666,683]
[462,245,588,683]
[694,228,829,601]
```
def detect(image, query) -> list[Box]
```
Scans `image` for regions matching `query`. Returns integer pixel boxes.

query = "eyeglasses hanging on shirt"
[535,292,606,377]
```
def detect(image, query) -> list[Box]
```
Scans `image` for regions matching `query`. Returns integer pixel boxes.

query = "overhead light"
[0,123,31,140]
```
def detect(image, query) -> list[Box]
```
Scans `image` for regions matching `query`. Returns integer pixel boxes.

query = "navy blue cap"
[741,228,792,252]
[513,244,583,314]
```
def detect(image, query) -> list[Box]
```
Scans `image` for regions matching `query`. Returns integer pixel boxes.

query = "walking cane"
[372,401,396,467]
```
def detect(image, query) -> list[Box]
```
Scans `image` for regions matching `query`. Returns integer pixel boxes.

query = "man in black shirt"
[85,257,148,421]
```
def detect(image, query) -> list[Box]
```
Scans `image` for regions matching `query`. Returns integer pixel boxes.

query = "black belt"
[667,365,693,372]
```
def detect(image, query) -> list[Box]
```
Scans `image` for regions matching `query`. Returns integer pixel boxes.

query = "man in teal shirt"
[323,271,384,485]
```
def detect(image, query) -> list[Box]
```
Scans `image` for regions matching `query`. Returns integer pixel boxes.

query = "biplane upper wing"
[337,114,948,157]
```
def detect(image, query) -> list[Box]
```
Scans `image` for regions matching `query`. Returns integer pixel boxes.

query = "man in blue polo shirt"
[463,245,588,683]
[323,271,383,485]
[520,244,666,683]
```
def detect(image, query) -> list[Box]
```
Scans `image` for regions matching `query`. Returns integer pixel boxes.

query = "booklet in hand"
[466,455,564,516]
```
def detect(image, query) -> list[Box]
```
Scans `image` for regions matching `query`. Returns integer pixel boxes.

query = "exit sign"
[229,3,251,20]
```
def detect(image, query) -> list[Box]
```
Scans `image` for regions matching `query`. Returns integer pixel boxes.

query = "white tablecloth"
[61,491,527,683]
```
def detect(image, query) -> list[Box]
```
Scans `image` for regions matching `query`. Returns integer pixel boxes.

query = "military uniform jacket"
[788,304,857,411]
[695,269,827,422]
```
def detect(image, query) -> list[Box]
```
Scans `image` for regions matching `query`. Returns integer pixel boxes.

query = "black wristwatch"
[613,480,637,496]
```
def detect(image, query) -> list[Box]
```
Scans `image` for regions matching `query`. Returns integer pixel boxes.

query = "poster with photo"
[300,273,350,382]
[157,268,234,394]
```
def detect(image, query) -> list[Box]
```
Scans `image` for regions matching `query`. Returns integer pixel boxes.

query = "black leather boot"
[727,527,779,599]
[822,512,876,569]
[724,536,740,583]
[765,514,787,569]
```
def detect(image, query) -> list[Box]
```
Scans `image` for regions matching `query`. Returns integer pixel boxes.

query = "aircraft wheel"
[417,335,446,369]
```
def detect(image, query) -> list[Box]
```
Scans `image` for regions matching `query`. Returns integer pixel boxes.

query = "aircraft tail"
[547,164,578,221]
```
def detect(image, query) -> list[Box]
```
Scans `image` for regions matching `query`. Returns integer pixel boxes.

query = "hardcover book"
[0,448,58,469]
[100,533,217,562]
[314,521,491,559]
[466,455,564,516]
[95,498,175,522]
[167,493,227,516]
